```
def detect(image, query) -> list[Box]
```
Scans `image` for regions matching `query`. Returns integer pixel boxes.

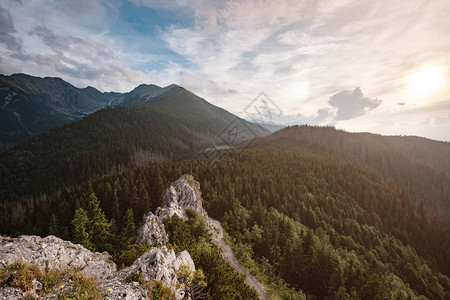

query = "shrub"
[0,261,41,291]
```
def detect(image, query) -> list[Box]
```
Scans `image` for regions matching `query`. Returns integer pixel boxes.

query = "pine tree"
[111,188,121,223]
[86,192,112,252]
[48,214,60,237]
[72,208,94,250]
[121,208,137,246]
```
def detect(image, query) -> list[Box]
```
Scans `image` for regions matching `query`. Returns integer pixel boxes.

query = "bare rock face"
[156,174,207,220]
[100,246,195,300]
[0,236,196,300]
[137,175,208,247]
[136,212,169,246]
[0,235,116,281]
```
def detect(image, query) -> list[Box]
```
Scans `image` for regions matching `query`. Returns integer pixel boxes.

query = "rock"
[0,235,116,281]
[136,212,169,246]
[0,287,22,300]
[137,175,208,247]
[100,246,195,300]
[0,174,205,299]
[0,234,196,300]
[156,174,207,220]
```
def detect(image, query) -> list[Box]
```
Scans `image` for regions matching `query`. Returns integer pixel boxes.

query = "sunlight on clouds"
[2,0,450,140]
[407,66,444,99]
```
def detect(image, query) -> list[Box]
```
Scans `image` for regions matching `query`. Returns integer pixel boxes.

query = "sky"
[1,0,450,141]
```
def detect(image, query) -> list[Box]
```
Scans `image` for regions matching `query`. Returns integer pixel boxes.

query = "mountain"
[116,83,180,107]
[0,73,113,150]
[0,85,268,202]
[251,125,450,227]
[249,120,286,132]
[0,73,186,150]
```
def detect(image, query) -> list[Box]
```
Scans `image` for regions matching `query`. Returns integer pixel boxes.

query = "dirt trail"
[206,217,270,300]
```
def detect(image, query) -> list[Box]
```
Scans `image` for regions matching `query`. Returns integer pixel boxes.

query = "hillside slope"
[0,73,114,149]
[253,125,450,227]
[0,86,268,202]
[2,143,449,299]
[0,73,191,150]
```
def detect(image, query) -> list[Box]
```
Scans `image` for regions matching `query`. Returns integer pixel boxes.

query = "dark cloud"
[0,6,23,52]
[329,87,381,120]
[398,102,406,106]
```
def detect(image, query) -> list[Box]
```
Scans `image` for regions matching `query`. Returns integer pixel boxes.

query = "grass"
[125,271,144,284]
[38,269,61,293]
[0,262,102,299]
[57,271,102,300]
[0,261,42,291]
[147,280,173,300]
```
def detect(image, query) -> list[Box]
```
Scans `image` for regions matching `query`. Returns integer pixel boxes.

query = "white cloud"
[329,87,381,120]
[1,0,450,140]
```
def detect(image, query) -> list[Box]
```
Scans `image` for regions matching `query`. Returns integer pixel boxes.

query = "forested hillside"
[0,86,267,203]
[2,141,449,299]
[255,125,450,227]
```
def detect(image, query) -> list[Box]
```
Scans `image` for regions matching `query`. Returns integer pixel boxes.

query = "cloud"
[0,22,150,92]
[329,87,381,120]
[0,6,23,52]
[207,80,238,96]
[55,0,104,17]
[30,26,115,60]
[2,0,450,140]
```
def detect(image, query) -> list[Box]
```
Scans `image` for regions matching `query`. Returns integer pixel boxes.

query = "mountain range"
[0,73,226,151]
[1,73,449,299]
[0,74,268,202]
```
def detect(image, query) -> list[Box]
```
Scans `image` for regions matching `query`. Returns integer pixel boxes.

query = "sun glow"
[407,66,443,98]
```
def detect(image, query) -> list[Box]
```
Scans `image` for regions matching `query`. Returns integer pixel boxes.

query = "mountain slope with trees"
[0,86,268,203]
[0,73,215,150]
[0,73,114,150]
[2,136,449,299]
[254,125,450,227]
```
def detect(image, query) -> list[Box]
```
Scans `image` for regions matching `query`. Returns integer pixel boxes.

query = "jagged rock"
[100,246,195,300]
[136,212,169,246]
[0,235,116,281]
[156,174,207,220]
[0,235,195,300]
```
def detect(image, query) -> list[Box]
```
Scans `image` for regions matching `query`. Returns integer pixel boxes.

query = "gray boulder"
[136,212,169,246]
[0,235,116,281]
[156,174,207,220]
[100,246,195,300]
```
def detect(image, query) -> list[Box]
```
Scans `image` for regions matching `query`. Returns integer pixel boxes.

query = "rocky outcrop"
[0,235,116,281]
[1,174,268,299]
[156,174,207,220]
[136,174,207,246]
[136,212,168,246]
[0,236,194,300]
[101,246,195,300]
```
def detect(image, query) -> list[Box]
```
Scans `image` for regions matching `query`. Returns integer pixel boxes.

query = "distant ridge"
[0,73,195,150]
[252,125,450,227]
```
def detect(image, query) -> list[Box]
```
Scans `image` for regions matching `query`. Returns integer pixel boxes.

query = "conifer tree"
[72,208,94,251]
[121,208,137,246]
[86,192,112,251]
[48,214,60,237]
